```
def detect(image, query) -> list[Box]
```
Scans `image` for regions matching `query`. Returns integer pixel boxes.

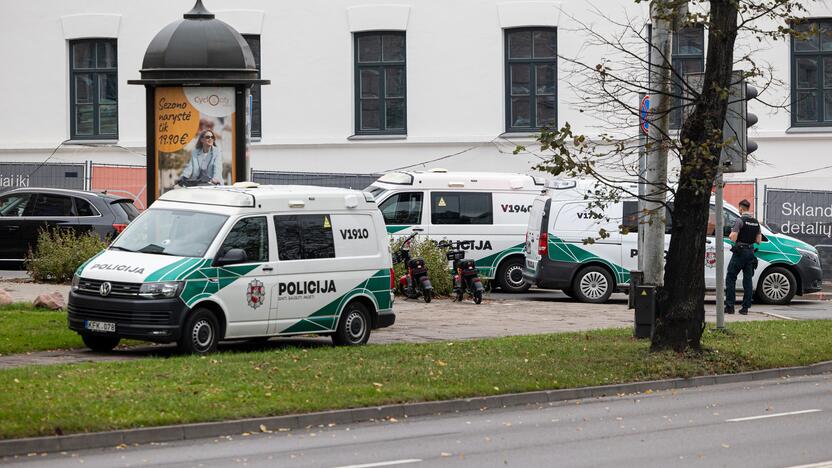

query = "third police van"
[523,179,823,304]
[366,169,546,292]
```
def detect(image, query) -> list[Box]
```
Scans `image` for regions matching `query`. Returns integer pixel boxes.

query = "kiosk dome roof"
[139,0,257,82]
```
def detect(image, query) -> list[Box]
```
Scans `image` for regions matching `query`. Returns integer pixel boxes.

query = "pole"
[644,2,674,287]
[638,94,647,272]
[715,170,725,329]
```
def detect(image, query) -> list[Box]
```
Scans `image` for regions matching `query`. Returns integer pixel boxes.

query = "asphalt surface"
[5,373,831,467]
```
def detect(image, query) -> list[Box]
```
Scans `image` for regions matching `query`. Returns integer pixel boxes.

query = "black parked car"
[0,188,139,264]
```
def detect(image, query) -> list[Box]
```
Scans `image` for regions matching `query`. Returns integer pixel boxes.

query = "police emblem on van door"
[705,247,717,269]
[246,279,265,309]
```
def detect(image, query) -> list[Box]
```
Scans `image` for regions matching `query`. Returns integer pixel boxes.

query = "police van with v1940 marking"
[366,169,546,293]
[68,183,395,354]
[523,179,823,304]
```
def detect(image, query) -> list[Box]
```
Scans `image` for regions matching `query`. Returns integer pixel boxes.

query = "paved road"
[6,373,831,467]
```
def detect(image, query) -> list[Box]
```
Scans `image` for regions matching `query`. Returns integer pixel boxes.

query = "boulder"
[33,292,65,310]
[0,289,12,306]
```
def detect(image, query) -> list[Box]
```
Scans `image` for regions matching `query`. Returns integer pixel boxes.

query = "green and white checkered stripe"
[548,235,630,284]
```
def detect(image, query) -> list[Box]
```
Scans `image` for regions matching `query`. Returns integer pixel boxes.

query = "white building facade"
[1,0,832,192]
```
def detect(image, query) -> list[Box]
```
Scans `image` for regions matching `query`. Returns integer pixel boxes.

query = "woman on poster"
[179,130,223,186]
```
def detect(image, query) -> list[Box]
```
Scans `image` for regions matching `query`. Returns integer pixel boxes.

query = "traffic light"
[721,72,757,173]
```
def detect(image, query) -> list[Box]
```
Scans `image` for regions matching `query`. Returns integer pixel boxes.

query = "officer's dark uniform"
[725,214,761,314]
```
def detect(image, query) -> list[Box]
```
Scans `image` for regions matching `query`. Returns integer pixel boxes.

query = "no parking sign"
[640,95,650,135]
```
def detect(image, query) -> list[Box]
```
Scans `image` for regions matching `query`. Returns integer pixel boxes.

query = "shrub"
[391,235,454,296]
[25,228,108,283]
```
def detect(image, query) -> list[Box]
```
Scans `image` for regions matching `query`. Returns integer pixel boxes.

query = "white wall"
[0,0,830,184]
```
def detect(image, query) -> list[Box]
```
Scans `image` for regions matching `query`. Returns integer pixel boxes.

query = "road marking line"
[333,459,423,468]
[783,461,832,468]
[726,409,822,422]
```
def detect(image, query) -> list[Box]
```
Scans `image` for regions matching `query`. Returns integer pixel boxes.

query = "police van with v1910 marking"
[68,184,395,354]
[523,179,823,304]
[366,169,546,293]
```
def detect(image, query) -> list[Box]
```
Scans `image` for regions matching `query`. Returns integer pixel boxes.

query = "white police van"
[68,184,395,354]
[523,180,823,304]
[366,169,546,292]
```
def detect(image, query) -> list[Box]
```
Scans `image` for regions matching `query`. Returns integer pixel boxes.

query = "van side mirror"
[215,248,248,266]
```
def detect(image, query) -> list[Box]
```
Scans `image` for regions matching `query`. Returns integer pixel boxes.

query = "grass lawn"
[0,304,141,355]
[0,304,81,355]
[1,320,831,439]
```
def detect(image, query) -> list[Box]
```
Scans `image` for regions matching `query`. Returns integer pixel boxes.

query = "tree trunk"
[651,0,739,352]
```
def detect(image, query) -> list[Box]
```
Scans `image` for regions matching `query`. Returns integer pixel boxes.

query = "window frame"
[504,27,558,133]
[217,215,270,264]
[378,191,423,225]
[69,38,118,140]
[353,31,407,136]
[243,34,262,138]
[274,214,336,260]
[669,25,705,130]
[430,192,494,225]
[790,19,832,127]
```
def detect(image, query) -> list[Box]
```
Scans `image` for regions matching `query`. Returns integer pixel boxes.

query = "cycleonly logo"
[192,94,231,107]
[277,280,337,301]
[89,263,145,275]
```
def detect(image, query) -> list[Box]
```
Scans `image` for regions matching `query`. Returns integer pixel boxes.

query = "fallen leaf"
[259,424,270,433]
[721,444,730,449]
[441,452,452,457]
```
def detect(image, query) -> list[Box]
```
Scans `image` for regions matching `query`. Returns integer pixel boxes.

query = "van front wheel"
[497,257,530,293]
[756,267,796,305]
[178,308,220,355]
[572,266,613,303]
[81,334,120,352]
[333,302,371,346]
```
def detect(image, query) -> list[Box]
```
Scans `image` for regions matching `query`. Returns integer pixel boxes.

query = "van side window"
[431,192,493,225]
[219,216,269,262]
[275,214,335,260]
[621,200,673,234]
[379,192,422,225]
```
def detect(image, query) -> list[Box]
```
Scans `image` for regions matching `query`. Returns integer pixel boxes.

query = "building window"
[69,39,118,139]
[354,32,406,135]
[243,35,262,138]
[505,28,557,132]
[670,26,705,129]
[791,20,832,126]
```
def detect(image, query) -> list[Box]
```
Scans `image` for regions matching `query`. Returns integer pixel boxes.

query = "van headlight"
[139,281,183,298]
[797,248,820,266]
[71,274,80,292]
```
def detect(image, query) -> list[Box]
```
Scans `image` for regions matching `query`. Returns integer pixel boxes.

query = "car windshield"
[111,209,228,258]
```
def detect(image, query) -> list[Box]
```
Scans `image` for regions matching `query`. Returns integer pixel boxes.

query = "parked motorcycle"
[392,233,433,303]
[448,250,484,304]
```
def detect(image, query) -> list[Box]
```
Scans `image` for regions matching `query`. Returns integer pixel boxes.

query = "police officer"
[725,199,762,315]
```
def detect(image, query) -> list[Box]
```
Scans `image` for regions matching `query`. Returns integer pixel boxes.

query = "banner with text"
[0,163,86,193]
[765,188,832,278]
[154,87,236,198]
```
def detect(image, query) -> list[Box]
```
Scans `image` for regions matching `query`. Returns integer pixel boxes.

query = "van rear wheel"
[572,266,613,303]
[497,257,530,293]
[333,302,371,346]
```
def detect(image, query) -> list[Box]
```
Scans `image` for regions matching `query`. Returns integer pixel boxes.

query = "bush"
[391,236,454,296]
[25,228,108,283]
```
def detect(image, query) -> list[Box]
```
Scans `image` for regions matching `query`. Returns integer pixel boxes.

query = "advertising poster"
[765,188,832,277]
[154,87,236,197]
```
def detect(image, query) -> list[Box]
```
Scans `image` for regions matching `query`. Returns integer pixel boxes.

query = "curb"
[2,360,831,458]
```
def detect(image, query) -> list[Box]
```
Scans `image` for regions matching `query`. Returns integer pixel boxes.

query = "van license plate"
[85,320,116,333]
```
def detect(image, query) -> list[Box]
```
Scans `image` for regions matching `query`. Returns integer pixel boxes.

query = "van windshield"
[111,209,228,258]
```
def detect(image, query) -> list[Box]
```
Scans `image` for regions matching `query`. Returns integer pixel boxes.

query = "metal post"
[644,2,674,286]
[638,95,647,272]
[715,170,725,329]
